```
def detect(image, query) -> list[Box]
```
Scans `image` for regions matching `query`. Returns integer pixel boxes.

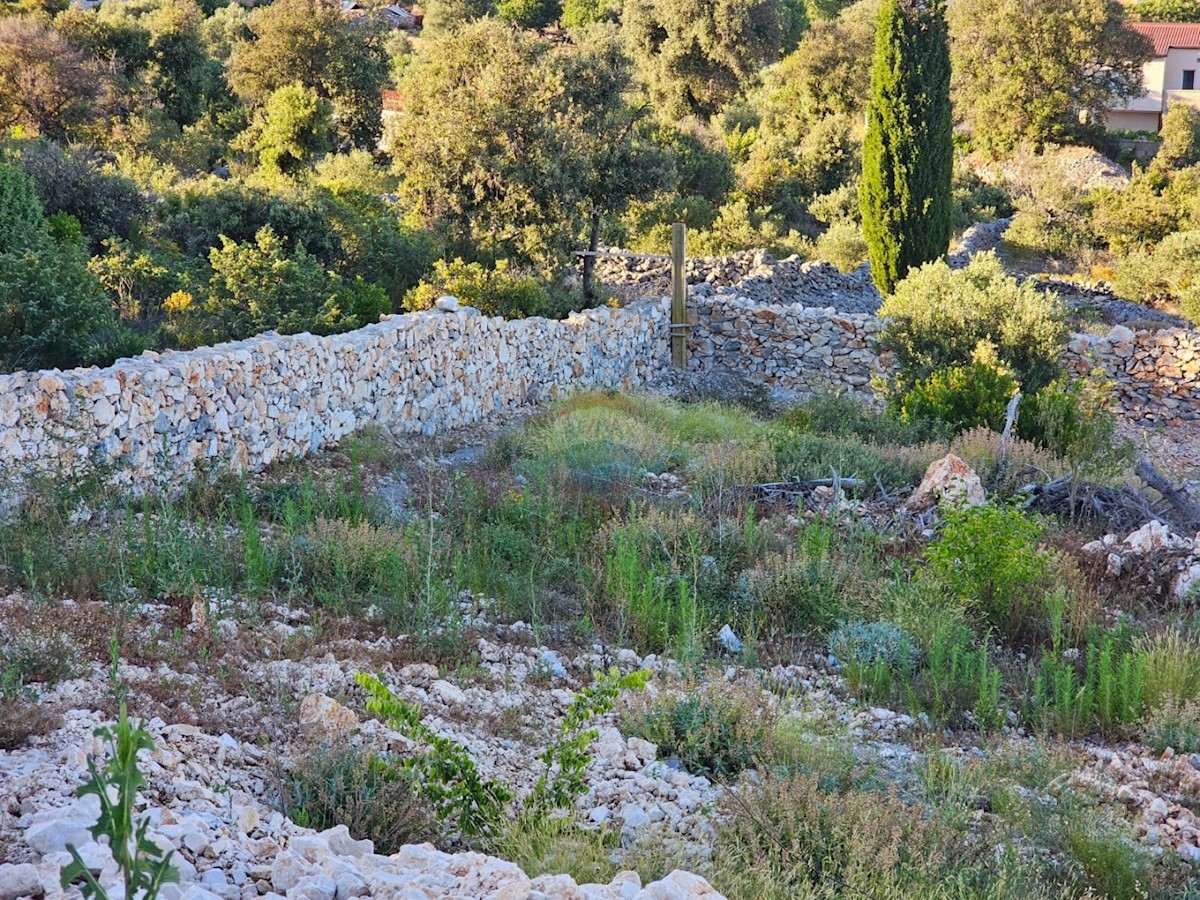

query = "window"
[1185,70,1197,91]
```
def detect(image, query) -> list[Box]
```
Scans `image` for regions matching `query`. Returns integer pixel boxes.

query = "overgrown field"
[4,388,1200,898]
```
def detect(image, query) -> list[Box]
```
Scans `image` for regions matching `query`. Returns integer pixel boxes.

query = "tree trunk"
[582,210,601,302]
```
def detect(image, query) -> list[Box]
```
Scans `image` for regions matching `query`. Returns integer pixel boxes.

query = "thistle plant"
[61,703,177,900]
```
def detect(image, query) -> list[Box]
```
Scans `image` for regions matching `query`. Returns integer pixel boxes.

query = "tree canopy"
[948,0,1153,157]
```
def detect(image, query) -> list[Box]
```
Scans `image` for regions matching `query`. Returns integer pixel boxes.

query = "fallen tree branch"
[1135,457,1200,528]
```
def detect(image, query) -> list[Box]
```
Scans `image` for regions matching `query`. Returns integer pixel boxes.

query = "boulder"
[298,694,358,737]
[905,454,985,512]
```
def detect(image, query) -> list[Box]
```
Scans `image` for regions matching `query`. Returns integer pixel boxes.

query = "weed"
[61,703,177,900]
[1030,623,1145,737]
[277,745,436,853]
[623,680,773,778]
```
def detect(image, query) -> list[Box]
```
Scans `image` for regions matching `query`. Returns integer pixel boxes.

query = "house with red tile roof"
[1108,22,1200,131]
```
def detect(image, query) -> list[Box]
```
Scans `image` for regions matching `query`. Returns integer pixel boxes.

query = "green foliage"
[278,745,436,854]
[228,0,389,148]
[393,22,667,279]
[811,219,867,271]
[925,504,1055,645]
[1115,229,1200,321]
[1005,177,1098,261]
[172,225,388,346]
[877,253,1068,402]
[1155,103,1200,171]
[859,0,952,294]
[773,428,933,490]
[1129,0,1200,21]
[1031,625,1146,736]
[909,623,1007,729]
[948,0,1152,157]
[246,83,334,179]
[1020,376,1131,478]
[561,0,610,26]
[0,163,48,253]
[779,393,947,445]
[497,0,560,28]
[900,353,1018,435]
[1143,696,1200,753]
[1088,169,1179,257]
[403,258,551,319]
[623,0,792,119]
[624,685,771,778]
[526,667,650,815]
[0,229,140,371]
[1138,630,1200,711]
[355,672,514,840]
[61,704,178,900]
[605,528,704,659]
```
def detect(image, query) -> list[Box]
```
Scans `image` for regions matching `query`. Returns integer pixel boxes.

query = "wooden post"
[671,222,687,369]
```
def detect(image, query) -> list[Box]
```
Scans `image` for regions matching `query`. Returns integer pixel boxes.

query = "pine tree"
[859,0,952,295]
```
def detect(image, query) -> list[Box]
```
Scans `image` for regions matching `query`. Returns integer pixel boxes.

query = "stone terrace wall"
[1068,325,1200,423]
[0,302,669,487]
[687,296,888,397]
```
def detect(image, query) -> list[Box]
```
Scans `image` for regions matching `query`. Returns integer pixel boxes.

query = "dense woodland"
[0,0,1197,373]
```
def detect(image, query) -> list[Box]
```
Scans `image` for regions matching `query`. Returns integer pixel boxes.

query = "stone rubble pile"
[0,710,724,900]
[1081,520,1200,600]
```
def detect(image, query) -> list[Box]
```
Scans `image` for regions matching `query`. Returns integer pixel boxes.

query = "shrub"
[877,253,1067,404]
[403,258,550,319]
[605,528,703,658]
[829,620,918,672]
[901,353,1018,435]
[812,219,868,272]
[9,141,146,252]
[1020,376,1131,479]
[283,518,419,610]
[1154,102,1200,171]
[1004,178,1097,261]
[172,226,389,347]
[1137,629,1200,711]
[709,773,977,898]
[1114,230,1200,321]
[622,682,773,778]
[277,745,436,854]
[1142,696,1200,753]
[924,504,1055,645]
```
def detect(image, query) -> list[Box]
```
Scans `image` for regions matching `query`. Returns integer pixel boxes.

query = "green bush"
[278,745,436,854]
[1030,625,1145,737]
[924,504,1055,646]
[1020,376,1131,478]
[829,620,918,701]
[1114,229,1200,321]
[812,219,867,272]
[623,685,771,778]
[403,258,551,319]
[877,253,1067,403]
[900,354,1017,434]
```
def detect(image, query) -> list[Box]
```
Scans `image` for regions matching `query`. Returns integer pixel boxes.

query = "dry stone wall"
[686,295,888,397]
[0,302,669,488]
[1068,325,1200,423]
[3,285,1200,493]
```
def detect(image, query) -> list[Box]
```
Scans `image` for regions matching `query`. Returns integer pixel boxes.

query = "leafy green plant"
[61,703,178,900]
[624,683,772,778]
[924,503,1055,646]
[905,623,1007,730]
[1030,625,1145,737]
[877,253,1067,403]
[402,258,550,319]
[900,353,1018,435]
[355,672,513,840]
[526,667,650,815]
[829,620,918,701]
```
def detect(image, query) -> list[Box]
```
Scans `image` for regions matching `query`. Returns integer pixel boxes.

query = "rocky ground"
[5,422,1200,899]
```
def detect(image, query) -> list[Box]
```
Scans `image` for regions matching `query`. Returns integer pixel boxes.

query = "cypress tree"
[859,0,952,295]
